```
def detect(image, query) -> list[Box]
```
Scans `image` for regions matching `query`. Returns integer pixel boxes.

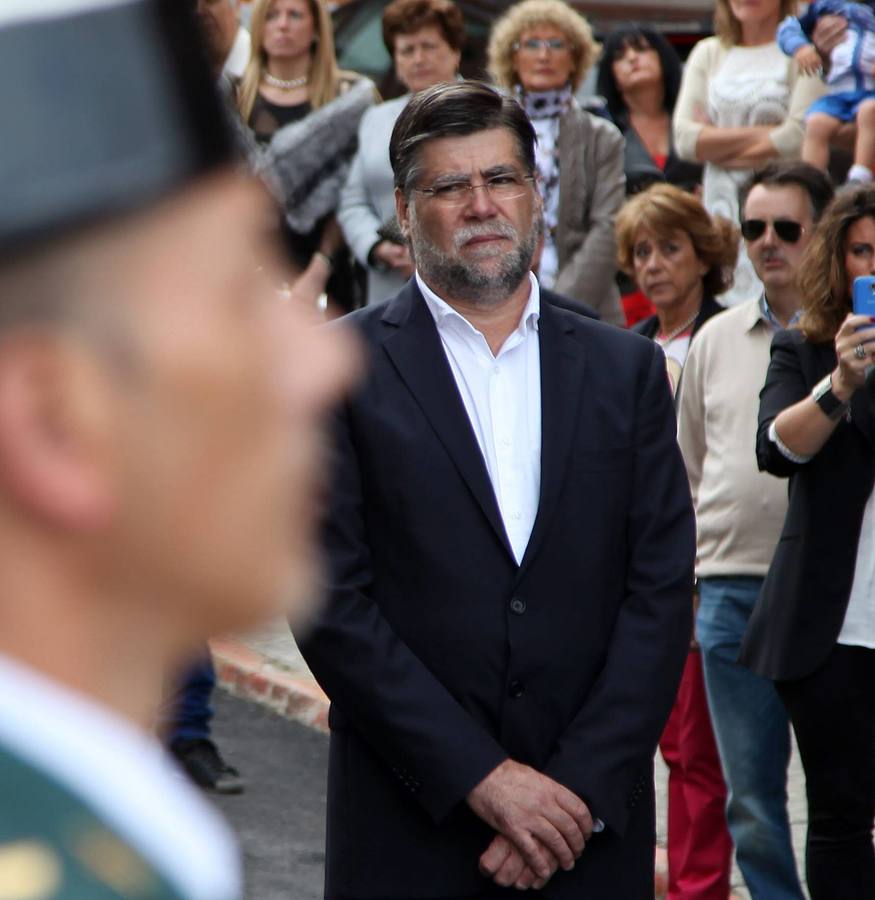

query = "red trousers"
[659,649,733,899]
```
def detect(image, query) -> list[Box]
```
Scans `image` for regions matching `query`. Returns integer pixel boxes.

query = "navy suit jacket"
[297,280,694,899]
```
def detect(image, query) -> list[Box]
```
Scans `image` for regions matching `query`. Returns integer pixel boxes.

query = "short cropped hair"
[738,161,835,226]
[389,80,536,195]
[596,25,683,123]
[615,183,740,298]
[798,185,875,343]
[487,0,599,92]
[382,0,465,55]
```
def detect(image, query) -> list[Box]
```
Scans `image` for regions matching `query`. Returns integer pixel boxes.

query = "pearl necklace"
[655,310,698,346]
[262,72,309,91]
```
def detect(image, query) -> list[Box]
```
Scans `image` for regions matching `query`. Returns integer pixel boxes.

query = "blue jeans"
[696,576,804,900]
[167,651,215,745]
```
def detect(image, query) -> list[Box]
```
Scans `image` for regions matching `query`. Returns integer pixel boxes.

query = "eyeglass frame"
[412,172,536,206]
[512,37,571,54]
[740,218,806,244]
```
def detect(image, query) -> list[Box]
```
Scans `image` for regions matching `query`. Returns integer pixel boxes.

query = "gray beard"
[408,209,540,308]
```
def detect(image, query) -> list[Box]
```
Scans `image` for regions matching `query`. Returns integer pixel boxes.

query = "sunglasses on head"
[740,219,805,244]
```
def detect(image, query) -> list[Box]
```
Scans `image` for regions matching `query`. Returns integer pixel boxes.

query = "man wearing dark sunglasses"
[676,161,834,900]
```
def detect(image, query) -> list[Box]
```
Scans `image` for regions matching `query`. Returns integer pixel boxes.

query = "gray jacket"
[553,102,626,327]
[338,94,410,306]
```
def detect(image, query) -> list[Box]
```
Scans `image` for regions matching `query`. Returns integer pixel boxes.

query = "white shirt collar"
[0,653,240,900]
[417,270,541,340]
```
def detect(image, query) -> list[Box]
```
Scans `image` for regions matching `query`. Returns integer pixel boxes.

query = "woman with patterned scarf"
[488,0,626,326]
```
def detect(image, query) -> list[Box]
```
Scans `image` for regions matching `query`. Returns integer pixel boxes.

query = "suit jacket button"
[509,598,526,615]
[508,680,525,698]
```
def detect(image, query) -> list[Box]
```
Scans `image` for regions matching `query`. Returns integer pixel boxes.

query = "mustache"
[452,222,518,251]
[760,248,785,264]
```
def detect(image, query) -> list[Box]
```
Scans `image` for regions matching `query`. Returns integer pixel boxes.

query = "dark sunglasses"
[740,219,805,244]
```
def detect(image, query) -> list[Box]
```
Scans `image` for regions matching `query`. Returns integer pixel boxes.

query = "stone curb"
[210,636,329,733]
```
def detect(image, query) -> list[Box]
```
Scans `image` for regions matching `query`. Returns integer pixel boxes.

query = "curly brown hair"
[615,183,740,298]
[798,185,875,344]
[382,0,465,55]
[487,0,600,92]
[713,0,797,46]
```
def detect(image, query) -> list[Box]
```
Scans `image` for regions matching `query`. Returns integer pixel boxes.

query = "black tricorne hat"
[0,0,235,258]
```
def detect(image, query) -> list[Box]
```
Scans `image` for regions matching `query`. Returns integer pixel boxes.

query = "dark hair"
[738,161,835,225]
[596,25,682,124]
[798,184,875,343]
[382,0,465,55]
[389,80,536,194]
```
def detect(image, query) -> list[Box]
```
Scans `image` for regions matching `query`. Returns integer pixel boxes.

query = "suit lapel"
[381,284,515,559]
[518,305,586,577]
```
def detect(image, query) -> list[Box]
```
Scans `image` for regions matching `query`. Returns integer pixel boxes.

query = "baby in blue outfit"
[778,0,875,181]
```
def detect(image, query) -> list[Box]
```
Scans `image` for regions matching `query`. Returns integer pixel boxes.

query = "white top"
[417,271,542,565]
[0,654,241,900]
[840,491,875,648]
[673,38,824,307]
[222,26,251,80]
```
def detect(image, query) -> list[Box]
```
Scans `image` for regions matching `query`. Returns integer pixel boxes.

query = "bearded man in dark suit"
[298,80,695,900]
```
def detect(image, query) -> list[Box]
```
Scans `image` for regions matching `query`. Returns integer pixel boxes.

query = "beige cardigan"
[553,101,626,327]
[673,36,825,163]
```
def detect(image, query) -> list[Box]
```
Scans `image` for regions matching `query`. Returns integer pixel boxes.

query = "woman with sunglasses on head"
[597,24,703,326]
[616,183,740,900]
[740,185,875,900]
[487,0,625,326]
[673,0,825,308]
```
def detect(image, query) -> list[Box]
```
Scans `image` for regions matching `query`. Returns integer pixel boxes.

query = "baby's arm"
[796,44,824,76]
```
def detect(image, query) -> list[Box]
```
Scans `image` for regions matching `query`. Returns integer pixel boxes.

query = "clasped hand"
[467,759,593,891]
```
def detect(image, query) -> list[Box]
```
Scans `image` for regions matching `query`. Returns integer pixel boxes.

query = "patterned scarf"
[516,84,573,287]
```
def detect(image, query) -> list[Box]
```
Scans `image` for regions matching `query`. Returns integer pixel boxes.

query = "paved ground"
[211,690,327,900]
[211,618,812,899]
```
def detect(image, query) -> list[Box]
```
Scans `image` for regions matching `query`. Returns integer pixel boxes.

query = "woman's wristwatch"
[811,373,849,421]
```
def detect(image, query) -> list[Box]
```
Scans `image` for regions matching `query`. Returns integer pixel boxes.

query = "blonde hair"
[615,183,740,298]
[713,0,797,46]
[238,0,341,122]
[487,0,599,92]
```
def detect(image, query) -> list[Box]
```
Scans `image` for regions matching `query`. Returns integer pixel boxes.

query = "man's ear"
[0,332,117,531]
[395,188,412,242]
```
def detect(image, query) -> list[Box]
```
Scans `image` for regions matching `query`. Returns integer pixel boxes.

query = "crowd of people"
[199,0,874,897]
[2,0,875,899]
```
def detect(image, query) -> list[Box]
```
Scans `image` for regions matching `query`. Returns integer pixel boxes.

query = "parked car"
[332,0,713,99]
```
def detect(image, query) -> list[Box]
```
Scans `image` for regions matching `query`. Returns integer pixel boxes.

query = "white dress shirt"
[417,271,541,565]
[0,654,241,900]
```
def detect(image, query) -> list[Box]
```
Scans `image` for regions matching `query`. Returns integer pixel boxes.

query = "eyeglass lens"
[741,219,803,243]
[519,38,568,52]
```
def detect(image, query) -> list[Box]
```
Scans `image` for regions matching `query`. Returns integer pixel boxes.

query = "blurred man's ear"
[0,333,116,531]
[395,188,412,240]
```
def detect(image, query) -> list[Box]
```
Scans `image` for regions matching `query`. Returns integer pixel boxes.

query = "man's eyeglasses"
[414,173,534,206]
[512,38,570,54]
[740,219,805,244]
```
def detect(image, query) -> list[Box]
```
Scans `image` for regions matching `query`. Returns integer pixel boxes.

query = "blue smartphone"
[853,276,875,319]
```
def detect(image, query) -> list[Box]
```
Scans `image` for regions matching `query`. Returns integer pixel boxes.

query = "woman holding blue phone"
[740,185,875,900]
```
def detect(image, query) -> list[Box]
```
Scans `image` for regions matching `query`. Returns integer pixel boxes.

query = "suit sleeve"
[553,121,626,328]
[756,329,811,478]
[542,341,695,837]
[296,397,508,825]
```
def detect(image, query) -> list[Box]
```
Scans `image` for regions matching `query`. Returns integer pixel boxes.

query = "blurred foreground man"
[299,81,695,900]
[0,2,355,898]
